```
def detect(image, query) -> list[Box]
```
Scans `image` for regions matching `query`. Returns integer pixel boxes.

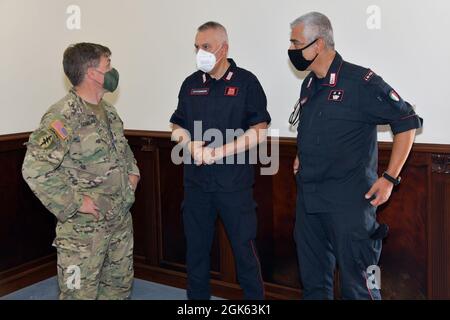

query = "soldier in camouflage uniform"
[22,43,140,300]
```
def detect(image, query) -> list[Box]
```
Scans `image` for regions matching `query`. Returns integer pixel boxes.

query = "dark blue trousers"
[294,184,383,300]
[182,187,264,300]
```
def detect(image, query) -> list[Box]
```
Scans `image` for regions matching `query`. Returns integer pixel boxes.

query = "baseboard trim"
[134,261,301,300]
[0,254,57,297]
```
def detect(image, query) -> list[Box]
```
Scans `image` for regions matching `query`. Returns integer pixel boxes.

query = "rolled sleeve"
[360,75,423,134]
[390,112,423,135]
[170,81,188,128]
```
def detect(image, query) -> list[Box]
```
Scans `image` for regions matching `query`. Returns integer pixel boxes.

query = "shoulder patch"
[50,120,69,140]
[364,69,375,82]
[35,130,56,149]
[389,89,401,102]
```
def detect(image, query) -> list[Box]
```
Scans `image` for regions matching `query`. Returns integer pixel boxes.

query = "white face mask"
[196,45,222,73]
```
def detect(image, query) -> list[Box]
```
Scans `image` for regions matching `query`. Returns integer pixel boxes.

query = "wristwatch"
[382,172,401,186]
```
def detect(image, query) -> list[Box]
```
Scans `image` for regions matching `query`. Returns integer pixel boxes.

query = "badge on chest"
[190,88,210,96]
[328,89,344,102]
[224,86,239,97]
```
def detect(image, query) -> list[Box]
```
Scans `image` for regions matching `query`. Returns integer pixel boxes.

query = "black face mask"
[288,39,318,71]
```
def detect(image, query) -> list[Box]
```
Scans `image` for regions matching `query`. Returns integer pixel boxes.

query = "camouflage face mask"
[95,68,119,92]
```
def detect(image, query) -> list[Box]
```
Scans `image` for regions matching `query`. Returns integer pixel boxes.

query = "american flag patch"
[50,120,68,140]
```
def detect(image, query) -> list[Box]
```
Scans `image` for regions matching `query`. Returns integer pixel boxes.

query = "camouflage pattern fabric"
[22,88,139,299]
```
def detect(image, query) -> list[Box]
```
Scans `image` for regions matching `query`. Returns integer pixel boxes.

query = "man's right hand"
[79,195,100,220]
[293,155,300,175]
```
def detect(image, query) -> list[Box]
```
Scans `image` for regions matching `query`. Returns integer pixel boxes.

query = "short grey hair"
[197,21,229,44]
[290,12,334,49]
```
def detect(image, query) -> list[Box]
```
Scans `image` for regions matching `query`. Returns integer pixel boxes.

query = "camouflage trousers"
[53,210,134,300]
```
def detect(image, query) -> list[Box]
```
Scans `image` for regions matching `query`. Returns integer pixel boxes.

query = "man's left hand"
[365,177,394,207]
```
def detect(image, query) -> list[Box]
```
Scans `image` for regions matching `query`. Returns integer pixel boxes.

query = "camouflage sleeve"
[22,113,83,222]
[124,141,140,177]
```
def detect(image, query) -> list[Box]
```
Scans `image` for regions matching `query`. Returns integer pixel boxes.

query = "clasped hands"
[188,141,224,166]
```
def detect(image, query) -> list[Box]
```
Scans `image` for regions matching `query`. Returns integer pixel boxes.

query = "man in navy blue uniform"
[288,12,423,299]
[170,21,271,300]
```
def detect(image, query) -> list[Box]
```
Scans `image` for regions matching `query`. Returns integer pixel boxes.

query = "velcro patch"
[50,120,68,140]
[190,88,210,96]
[225,86,239,97]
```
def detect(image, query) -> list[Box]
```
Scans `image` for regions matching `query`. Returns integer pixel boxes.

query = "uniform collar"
[69,87,105,108]
[69,87,111,117]
[69,87,86,107]
[201,58,237,84]
[316,51,343,88]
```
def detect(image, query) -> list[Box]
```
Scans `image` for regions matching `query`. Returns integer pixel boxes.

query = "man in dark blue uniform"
[287,12,423,300]
[170,21,271,300]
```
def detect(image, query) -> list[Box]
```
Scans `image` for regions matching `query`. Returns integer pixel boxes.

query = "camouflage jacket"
[22,89,140,223]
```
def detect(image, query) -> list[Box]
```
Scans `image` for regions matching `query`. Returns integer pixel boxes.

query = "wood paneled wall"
[1,131,449,299]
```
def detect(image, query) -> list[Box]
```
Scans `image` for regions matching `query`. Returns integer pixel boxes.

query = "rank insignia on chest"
[50,120,69,140]
[190,88,210,96]
[328,90,344,102]
[225,86,239,96]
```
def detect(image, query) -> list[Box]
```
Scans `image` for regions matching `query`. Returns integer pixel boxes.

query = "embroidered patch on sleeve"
[389,90,401,102]
[35,130,56,149]
[50,120,69,140]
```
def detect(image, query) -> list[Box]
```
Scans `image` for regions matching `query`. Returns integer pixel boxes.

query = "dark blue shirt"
[170,59,271,192]
[296,52,423,213]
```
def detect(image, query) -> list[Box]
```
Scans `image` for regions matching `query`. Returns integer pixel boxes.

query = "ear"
[316,38,326,52]
[221,43,229,57]
[85,67,97,81]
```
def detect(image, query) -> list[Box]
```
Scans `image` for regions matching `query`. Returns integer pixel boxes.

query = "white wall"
[0,0,448,143]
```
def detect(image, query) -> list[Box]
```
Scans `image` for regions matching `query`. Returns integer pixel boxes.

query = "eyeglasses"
[288,98,302,127]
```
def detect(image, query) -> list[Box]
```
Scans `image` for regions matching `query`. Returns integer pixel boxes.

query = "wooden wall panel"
[1,131,449,299]
[0,134,57,295]
[376,150,429,299]
[254,141,299,291]
[429,154,450,299]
